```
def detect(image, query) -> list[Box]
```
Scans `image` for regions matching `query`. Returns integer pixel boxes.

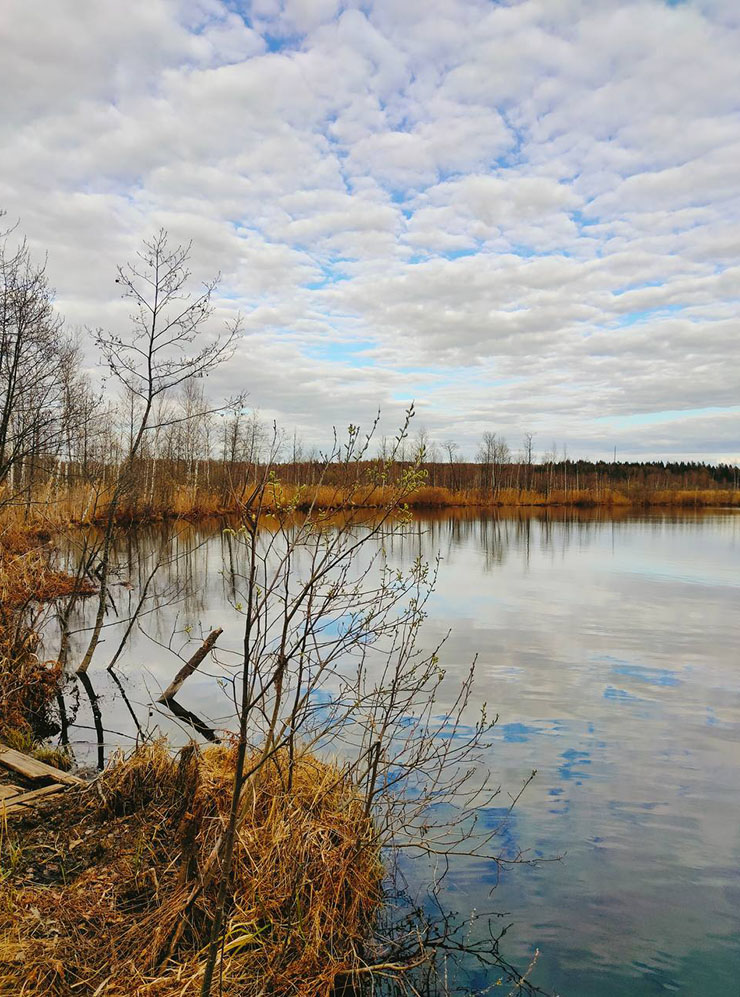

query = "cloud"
[1,0,739,460]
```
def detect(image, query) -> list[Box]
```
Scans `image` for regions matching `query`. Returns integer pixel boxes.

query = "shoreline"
[3,483,738,533]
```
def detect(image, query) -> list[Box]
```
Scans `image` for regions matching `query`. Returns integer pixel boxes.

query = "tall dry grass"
[639,488,739,506]
[0,527,95,740]
[2,476,738,536]
[0,740,383,997]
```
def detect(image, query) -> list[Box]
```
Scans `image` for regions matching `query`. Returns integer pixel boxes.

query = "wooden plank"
[0,746,84,786]
[0,785,22,801]
[0,783,66,814]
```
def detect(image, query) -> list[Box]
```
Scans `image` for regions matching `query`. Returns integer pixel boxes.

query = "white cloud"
[1,0,739,460]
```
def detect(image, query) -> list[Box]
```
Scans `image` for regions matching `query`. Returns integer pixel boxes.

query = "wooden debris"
[0,784,22,801]
[163,697,220,743]
[0,745,84,786]
[156,627,223,742]
[157,627,223,703]
[0,783,66,814]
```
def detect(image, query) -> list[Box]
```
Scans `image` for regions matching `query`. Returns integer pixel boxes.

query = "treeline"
[4,448,739,528]
[281,455,740,495]
[2,375,738,523]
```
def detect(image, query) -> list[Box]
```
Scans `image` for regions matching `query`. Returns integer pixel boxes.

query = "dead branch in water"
[156,627,223,704]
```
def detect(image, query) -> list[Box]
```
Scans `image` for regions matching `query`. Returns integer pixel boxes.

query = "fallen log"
[157,627,223,704]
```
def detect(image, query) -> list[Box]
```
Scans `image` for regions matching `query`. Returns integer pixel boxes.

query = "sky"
[1,0,739,462]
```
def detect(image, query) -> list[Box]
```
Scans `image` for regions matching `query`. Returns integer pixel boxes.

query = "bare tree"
[413,424,429,463]
[442,439,459,491]
[174,411,535,996]
[541,440,558,497]
[478,431,497,493]
[76,231,242,675]
[0,220,80,495]
[522,431,535,492]
[478,431,511,495]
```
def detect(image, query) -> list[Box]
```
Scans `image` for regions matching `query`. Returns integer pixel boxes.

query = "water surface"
[65,509,740,995]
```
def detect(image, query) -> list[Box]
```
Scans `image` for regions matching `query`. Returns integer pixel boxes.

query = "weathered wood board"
[0,783,66,814]
[0,746,84,786]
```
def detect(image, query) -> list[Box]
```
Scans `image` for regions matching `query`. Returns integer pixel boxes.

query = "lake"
[63,508,740,996]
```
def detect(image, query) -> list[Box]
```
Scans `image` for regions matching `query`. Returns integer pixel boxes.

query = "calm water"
[64,510,740,996]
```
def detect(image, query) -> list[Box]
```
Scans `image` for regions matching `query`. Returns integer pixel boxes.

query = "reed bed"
[3,478,739,533]
[639,487,739,506]
[0,641,61,742]
[0,741,383,997]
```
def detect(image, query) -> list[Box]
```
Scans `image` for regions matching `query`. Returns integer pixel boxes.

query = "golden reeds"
[0,741,383,997]
[2,476,738,534]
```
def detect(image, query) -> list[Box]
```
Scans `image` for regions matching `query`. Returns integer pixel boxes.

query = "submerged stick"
[78,671,106,771]
[156,627,223,704]
[163,697,221,743]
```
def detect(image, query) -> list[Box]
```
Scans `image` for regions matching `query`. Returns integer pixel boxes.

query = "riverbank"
[0,740,383,997]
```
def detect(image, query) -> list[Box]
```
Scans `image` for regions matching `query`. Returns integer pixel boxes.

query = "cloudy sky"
[1,0,739,461]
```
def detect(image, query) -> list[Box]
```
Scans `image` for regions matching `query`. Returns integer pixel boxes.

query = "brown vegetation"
[0,740,383,997]
[0,527,95,742]
[2,475,738,536]
[0,527,95,606]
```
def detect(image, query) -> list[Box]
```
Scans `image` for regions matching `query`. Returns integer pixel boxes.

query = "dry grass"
[3,476,739,533]
[0,527,94,741]
[0,741,383,997]
[640,488,739,507]
[405,485,476,507]
[0,650,62,742]
[0,527,94,609]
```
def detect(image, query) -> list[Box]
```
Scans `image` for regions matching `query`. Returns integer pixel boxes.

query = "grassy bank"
[0,529,387,995]
[0,741,382,996]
